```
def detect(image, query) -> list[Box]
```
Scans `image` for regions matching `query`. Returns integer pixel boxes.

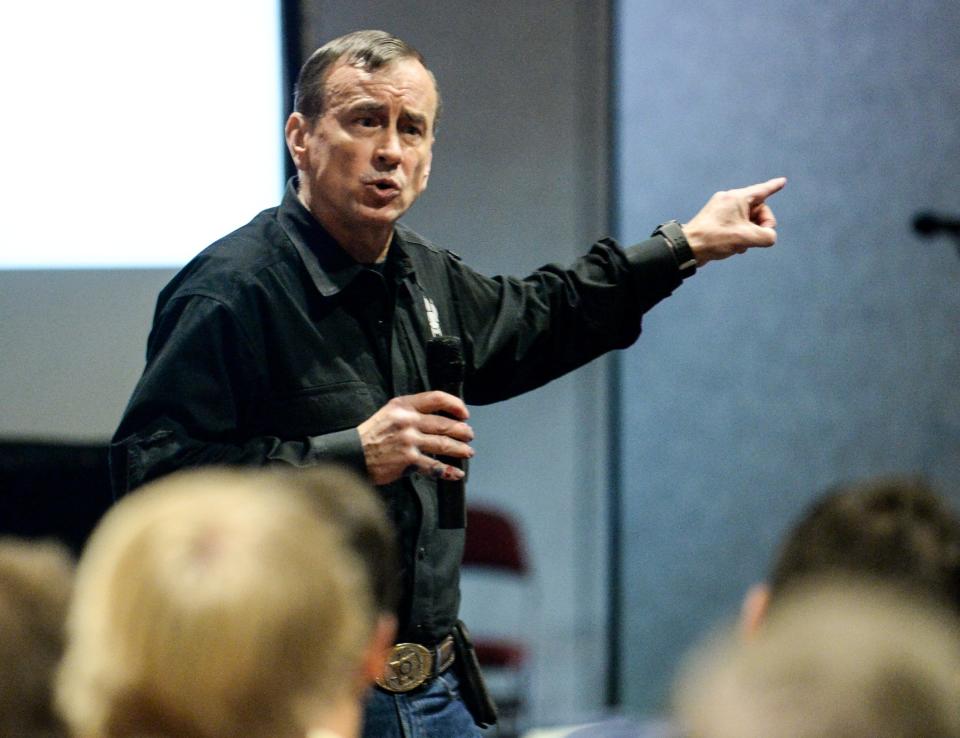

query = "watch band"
[652,219,697,278]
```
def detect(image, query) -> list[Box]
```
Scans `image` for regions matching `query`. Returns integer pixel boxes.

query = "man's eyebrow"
[344,100,387,115]
[402,110,428,128]
[343,100,428,128]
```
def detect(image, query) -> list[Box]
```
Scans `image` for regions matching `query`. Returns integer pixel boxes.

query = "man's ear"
[284,112,308,170]
[361,613,397,685]
[740,583,770,639]
[419,160,431,192]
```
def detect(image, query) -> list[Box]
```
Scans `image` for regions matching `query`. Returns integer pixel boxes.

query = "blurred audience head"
[278,464,401,618]
[675,580,960,738]
[0,537,74,738]
[741,475,960,635]
[56,465,397,738]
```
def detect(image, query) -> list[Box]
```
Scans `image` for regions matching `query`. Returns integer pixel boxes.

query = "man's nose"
[375,128,403,168]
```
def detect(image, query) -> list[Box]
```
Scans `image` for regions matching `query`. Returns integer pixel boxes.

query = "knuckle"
[391,408,417,428]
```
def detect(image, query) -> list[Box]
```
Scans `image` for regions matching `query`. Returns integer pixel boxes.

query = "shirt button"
[417,547,426,561]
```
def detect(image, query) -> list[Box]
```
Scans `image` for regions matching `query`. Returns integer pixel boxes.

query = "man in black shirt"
[111,29,785,738]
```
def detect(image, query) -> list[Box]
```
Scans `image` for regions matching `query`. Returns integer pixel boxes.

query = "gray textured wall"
[0,269,175,438]
[615,0,960,714]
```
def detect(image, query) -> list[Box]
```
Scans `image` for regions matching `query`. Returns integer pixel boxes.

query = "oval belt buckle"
[376,643,433,693]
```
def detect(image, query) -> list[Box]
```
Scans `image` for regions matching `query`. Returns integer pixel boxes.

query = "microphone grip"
[427,336,467,529]
[437,463,467,529]
[435,405,467,529]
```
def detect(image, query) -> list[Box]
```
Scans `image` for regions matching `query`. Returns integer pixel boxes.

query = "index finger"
[405,390,470,420]
[740,176,787,205]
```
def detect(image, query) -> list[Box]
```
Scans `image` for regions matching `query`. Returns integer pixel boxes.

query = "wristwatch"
[652,220,697,278]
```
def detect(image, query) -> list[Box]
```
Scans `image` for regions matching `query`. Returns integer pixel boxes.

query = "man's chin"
[357,201,410,227]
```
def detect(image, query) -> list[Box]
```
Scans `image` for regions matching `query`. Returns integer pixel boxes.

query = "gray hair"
[294,29,441,129]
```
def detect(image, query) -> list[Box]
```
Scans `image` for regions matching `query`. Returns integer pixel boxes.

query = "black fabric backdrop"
[0,441,112,554]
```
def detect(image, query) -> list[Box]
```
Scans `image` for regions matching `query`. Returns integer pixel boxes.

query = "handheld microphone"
[426,335,467,529]
[913,212,960,237]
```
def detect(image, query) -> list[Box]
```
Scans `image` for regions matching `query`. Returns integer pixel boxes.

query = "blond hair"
[57,467,377,738]
[675,579,960,738]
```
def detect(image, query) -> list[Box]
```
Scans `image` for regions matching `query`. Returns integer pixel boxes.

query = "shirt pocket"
[266,380,378,437]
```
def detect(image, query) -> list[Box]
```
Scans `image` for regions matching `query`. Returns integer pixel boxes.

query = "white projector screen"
[0,0,285,269]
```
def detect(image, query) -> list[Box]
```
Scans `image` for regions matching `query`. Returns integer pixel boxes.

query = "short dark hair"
[294,29,441,128]
[769,476,960,614]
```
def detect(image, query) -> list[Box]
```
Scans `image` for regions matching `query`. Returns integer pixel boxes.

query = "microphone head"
[913,212,940,236]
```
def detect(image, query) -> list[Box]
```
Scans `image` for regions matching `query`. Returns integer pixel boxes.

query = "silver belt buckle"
[376,642,434,693]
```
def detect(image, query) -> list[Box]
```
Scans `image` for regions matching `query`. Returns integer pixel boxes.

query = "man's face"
[291,57,437,246]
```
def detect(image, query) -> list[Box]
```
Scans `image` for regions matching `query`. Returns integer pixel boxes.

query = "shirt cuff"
[623,236,685,305]
[306,427,367,476]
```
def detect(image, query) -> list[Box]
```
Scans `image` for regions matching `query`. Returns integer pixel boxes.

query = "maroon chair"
[462,504,531,736]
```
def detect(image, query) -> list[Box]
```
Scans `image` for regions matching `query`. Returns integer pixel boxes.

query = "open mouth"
[366,178,400,192]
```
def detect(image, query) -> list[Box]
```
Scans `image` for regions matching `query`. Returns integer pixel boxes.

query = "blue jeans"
[362,670,483,738]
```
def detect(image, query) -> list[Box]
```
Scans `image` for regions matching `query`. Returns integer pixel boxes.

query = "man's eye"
[356,116,378,127]
[402,125,423,137]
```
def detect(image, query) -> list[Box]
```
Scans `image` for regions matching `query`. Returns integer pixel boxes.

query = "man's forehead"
[324,59,437,116]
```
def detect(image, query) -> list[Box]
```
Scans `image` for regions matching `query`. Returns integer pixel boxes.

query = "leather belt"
[375,634,456,693]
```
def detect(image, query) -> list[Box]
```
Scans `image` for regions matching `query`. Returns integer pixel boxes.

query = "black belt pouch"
[452,620,498,727]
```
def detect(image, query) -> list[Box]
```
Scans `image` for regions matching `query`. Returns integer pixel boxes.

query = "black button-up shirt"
[111,179,684,642]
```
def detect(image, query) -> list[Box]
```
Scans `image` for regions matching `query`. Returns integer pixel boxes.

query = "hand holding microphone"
[356,336,473,500]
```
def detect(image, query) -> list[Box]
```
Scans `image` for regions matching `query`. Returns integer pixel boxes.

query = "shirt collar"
[277,177,416,297]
